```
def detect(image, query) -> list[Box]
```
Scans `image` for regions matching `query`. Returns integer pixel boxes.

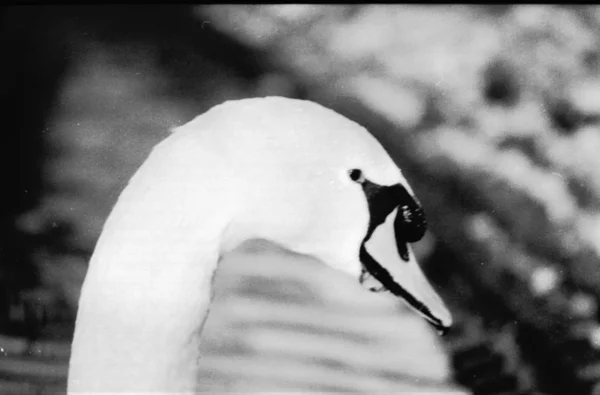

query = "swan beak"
[359,209,452,335]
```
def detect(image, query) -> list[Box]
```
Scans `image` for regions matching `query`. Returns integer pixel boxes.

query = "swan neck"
[68,142,233,394]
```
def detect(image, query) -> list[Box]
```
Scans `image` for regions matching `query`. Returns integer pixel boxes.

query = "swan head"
[160,97,451,334]
[157,97,452,333]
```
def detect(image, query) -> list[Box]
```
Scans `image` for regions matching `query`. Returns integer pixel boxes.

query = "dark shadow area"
[1,7,72,328]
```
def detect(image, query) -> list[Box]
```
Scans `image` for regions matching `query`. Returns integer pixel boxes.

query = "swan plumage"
[67,96,451,394]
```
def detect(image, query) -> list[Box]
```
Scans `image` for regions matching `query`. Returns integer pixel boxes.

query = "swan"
[67,96,452,394]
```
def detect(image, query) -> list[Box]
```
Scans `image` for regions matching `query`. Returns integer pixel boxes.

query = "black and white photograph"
[2,4,600,394]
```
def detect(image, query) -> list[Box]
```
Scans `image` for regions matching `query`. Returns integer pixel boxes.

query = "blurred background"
[3,4,600,394]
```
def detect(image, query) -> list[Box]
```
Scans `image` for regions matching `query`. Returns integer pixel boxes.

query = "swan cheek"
[324,254,363,280]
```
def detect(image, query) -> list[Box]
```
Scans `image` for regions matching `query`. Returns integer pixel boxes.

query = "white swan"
[67,96,452,394]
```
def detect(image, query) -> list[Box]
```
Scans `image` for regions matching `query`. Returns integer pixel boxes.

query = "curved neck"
[68,141,235,394]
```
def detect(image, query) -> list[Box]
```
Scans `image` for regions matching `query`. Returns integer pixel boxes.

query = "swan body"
[67,97,451,394]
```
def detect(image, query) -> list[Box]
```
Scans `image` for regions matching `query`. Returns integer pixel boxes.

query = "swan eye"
[349,169,365,183]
